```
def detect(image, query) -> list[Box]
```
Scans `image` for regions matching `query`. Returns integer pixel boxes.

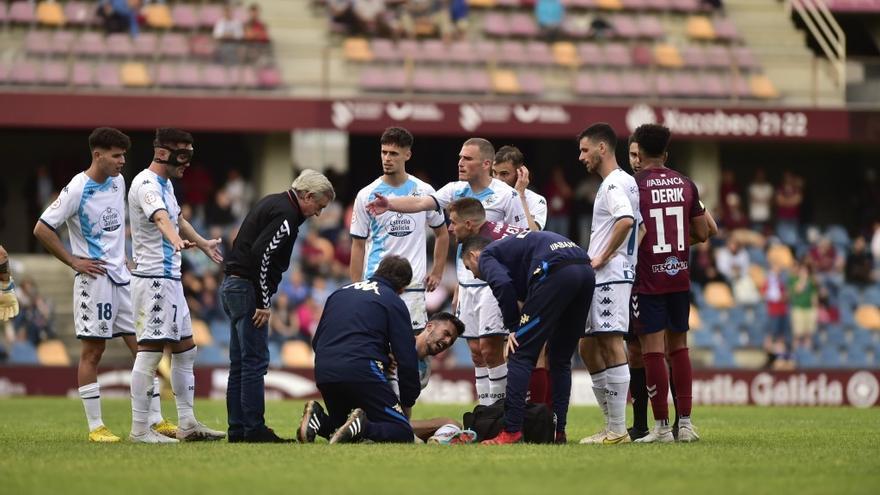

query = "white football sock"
[79,382,103,431]
[605,364,631,435]
[488,363,508,404]
[475,367,490,406]
[590,370,609,428]
[148,376,164,425]
[171,347,197,428]
[131,351,162,435]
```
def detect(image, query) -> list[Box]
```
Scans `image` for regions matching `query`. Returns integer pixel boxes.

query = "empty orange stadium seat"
[144,3,173,29]
[767,244,795,270]
[467,0,497,8]
[855,305,880,330]
[491,69,521,94]
[748,264,766,289]
[37,340,70,366]
[121,62,152,87]
[343,37,373,62]
[749,74,779,99]
[552,42,579,67]
[36,1,65,26]
[597,0,624,10]
[191,319,214,346]
[282,340,314,368]
[654,43,684,69]
[686,16,716,41]
[705,281,735,309]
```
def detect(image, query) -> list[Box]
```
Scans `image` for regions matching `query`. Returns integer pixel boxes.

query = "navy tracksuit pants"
[504,263,595,433]
[318,381,414,443]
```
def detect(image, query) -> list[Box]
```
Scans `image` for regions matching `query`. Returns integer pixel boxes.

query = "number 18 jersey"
[634,166,705,295]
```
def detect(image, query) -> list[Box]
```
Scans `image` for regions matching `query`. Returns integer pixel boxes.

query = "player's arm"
[425,224,449,292]
[592,216,634,270]
[0,244,19,321]
[366,193,437,215]
[179,216,222,264]
[152,210,190,252]
[33,221,106,275]
[349,193,369,283]
[349,237,366,282]
[479,253,519,333]
[690,206,717,245]
[388,300,420,408]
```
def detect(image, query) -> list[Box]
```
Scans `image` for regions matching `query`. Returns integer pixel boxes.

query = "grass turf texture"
[1,398,878,495]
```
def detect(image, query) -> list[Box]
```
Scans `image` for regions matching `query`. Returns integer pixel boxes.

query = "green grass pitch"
[1,398,878,495]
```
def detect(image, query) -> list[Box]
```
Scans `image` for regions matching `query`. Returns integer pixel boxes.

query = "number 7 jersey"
[634,166,705,295]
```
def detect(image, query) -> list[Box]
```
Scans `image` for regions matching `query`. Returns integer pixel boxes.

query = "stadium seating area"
[335,0,779,100]
[0,0,282,90]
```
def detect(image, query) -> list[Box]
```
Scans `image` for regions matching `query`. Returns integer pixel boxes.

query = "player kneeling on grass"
[300,255,421,444]
[298,312,475,444]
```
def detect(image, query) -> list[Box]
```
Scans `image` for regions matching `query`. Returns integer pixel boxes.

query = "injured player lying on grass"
[297,312,476,444]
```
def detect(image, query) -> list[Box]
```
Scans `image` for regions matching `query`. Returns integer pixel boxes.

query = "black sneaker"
[297,400,329,443]
[244,427,293,443]
[228,434,245,444]
[628,427,650,441]
[329,408,368,444]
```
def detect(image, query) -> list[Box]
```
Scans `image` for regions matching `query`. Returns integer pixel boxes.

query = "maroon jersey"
[478,220,527,241]
[634,166,704,295]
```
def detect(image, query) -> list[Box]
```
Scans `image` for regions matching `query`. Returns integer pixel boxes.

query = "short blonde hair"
[291,169,335,201]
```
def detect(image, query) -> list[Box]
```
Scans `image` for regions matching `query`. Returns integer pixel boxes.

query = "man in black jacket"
[310,255,420,444]
[221,169,334,443]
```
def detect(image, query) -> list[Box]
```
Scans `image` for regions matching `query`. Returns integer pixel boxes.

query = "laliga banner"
[0,367,878,408]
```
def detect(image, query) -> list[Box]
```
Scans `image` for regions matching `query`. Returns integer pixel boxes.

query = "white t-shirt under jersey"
[39,172,130,284]
[351,175,445,288]
[523,188,548,230]
[432,178,527,286]
[128,169,183,279]
[588,168,640,284]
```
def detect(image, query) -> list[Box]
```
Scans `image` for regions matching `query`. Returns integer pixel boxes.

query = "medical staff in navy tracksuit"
[312,255,419,443]
[460,231,595,444]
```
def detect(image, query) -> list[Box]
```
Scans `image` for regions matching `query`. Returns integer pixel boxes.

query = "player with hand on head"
[630,124,715,443]
[0,245,18,321]
[367,138,527,408]
[127,128,225,443]
[576,123,641,445]
[491,145,547,232]
[34,128,175,443]
[350,127,449,336]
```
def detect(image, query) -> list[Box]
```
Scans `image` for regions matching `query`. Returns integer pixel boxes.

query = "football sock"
[590,369,609,428]
[172,346,197,428]
[669,362,679,431]
[79,382,103,431]
[629,366,648,431]
[527,367,549,405]
[488,363,508,404]
[475,367,490,406]
[643,352,669,423]
[148,376,163,425]
[605,364,630,435]
[131,351,162,435]
[669,347,693,418]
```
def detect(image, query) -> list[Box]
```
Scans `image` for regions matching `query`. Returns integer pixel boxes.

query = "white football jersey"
[433,178,527,285]
[128,169,183,278]
[588,168,640,284]
[524,188,548,230]
[351,175,445,288]
[39,172,130,284]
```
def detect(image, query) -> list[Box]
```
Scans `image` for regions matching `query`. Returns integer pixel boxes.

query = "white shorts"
[73,274,135,339]
[457,284,507,339]
[401,289,428,332]
[585,282,633,336]
[132,276,192,343]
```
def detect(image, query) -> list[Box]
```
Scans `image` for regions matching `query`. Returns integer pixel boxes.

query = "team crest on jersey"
[385,213,416,238]
[100,207,122,232]
[653,256,688,276]
[483,194,496,206]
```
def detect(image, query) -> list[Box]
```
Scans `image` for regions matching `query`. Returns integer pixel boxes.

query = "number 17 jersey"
[634,166,705,295]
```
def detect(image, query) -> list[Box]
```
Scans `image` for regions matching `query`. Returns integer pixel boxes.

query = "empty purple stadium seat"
[421,40,448,63]
[466,69,492,93]
[178,65,201,87]
[371,39,399,62]
[0,62,9,83]
[644,0,673,9]
[699,72,726,98]
[448,41,474,64]
[199,5,224,29]
[9,1,35,24]
[190,34,216,58]
[10,60,38,84]
[495,0,522,7]
[160,33,189,58]
[172,5,199,30]
[731,45,758,70]
[106,33,134,58]
[681,44,706,67]
[621,71,651,96]
[670,0,700,12]
[25,31,52,56]
[231,65,259,89]
[567,0,597,8]
[578,43,604,66]
[611,15,639,39]
[71,62,94,86]
[631,44,653,66]
[713,18,740,42]
[573,72,597,95]
[65,1,95,27]
[258,66,282,89]
[704,45,732,68]
[397,39,420,60]
[202,65,230,89]
[519,72,544,95]
[636,15,665,39]
[359,67,406,92]
[412,68,439,92]
[603,43,633,67]
[595,72,624,96]
[526,41,555,66]
[729,74,751,98]
[622,0,649,9]
[41,61,68,85]
[499,41,527,65]
[509,13,539,37]
[95,63,122,89]
[654,72,675,97]
[484,12,509,37]
[474,40,498,61]
[562,18,589,39]
[50,30,76,56]
[133,33,159,58]
[439,68,468,93]
[672,71,699,96]
[0,3,7,24]
[74,32,105,57]
[155,63,179,87]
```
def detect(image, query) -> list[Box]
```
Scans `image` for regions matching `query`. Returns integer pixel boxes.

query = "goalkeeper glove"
[0,277,20,321]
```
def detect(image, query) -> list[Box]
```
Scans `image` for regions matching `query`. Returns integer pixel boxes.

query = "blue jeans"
[220,276,269,438]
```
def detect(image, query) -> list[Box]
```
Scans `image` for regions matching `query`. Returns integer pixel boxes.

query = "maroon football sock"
[544,371,553,407]
[528,367,549,406]
[643,352,669,423]
[669,347,693,418]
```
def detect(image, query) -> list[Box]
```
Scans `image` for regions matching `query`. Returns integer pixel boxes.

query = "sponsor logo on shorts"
[652,256,689,276]
[151,281,162,289]
[600,297,612,305]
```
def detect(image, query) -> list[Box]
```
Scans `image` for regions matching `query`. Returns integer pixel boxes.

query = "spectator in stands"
[845,236,874,287]
[722,193,749,232]
[223,170,254,223]
[269,292,300,346]
[279,266,310,307]
[244,3,270,43]
[353,0,389,36]
[542,165,573,237]
[97,0,140,37]
[716,237,750,284]
[180,162,214,219]
[731,265,761,308]
[690,240,725,287]
[788,261,818,351]
[587,15,613,39]
[700,0,724,12]
[204,189,236,230]
[449,0,469,40]
[535,0,564,41]
[214,4,245,65]
[775,170,803,245]
[293,295,321,342]
[807,236,844,290]
[12,278,57,347]
[326,0,359,33]
[401,0,451,41]
[762,263,790,368]
[719,169,740,226]
[747,168,773,234]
